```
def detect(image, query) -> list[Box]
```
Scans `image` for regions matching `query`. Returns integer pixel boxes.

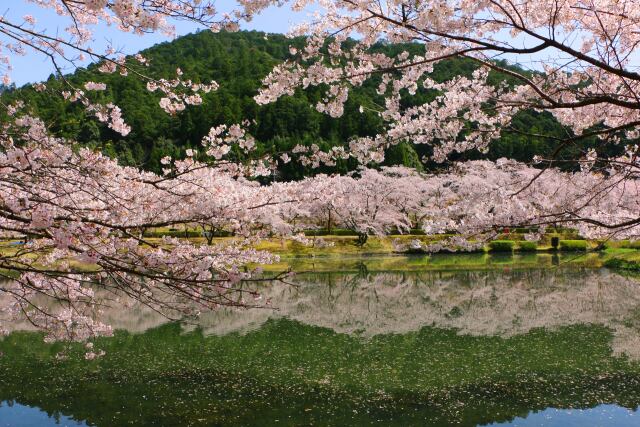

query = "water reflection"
[484,404,640,427]
[199,269,640,337]
[3,259,640,426]
[94,267,640,360]
[6,266,640,358]
[0,401,87,427]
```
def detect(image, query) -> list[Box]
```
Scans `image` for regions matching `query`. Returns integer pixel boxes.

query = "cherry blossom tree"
[2,1,640,343]
[412,159,640,244]
[0,111,300,340]
[246,0,640,238]
[254,0,640,233]
[0,1,288,341]
[294,167,432,245]
[257,0,640,161]
[297,161,640,248]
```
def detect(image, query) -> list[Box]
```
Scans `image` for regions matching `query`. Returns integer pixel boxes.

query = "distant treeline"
[1,30,620,178]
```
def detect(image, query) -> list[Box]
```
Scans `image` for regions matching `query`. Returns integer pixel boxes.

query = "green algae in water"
[2,260,640,426]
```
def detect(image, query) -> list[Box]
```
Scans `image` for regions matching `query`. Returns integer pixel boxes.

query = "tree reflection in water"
[3,263,640,426]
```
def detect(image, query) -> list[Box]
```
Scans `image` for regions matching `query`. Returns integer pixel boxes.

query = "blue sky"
[5,3,306,86]
[5,3,638,86]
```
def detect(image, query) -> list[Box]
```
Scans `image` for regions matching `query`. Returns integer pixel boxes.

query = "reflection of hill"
[2,319,640,427]
[3,266,640,426]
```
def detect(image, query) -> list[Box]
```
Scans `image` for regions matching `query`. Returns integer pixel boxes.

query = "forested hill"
[2,30,594,176]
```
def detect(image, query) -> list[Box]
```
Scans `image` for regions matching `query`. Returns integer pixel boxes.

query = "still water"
[2,254,640,426]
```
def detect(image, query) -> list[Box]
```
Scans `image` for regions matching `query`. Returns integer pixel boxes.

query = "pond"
[2,253,640,426]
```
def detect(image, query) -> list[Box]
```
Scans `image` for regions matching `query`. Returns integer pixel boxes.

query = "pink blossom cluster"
[0,110,305,341]
[2,1,640,345]
[2,107,640,341]
[254,0,640,164]
[147,68,218,115]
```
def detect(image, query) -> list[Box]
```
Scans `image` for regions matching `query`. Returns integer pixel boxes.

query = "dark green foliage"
[383,142,424,171]
[2,30,618,177]
[604,258,640,271]
[551,237,560,250]
[488,240,515,252]
[408,228,427,235]
[2,31,384,177]
[517,241,538,252]
[559,240,588,251]
[142,229,204,238]
[304,228,358,236]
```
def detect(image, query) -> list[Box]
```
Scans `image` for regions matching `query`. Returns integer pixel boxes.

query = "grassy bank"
[4,234,640,274]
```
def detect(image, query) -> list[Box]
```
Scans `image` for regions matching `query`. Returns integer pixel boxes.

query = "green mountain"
[1,30,608,176]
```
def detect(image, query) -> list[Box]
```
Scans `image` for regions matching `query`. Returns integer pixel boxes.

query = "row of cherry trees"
[4,110,639,340]
[2,0,640,340]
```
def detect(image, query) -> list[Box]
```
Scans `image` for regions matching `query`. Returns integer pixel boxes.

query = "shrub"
[550,236,560,250]
[488,240,515,252]
[304,229,328,236]
[559,240,588,251]
[517,241,538,252]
